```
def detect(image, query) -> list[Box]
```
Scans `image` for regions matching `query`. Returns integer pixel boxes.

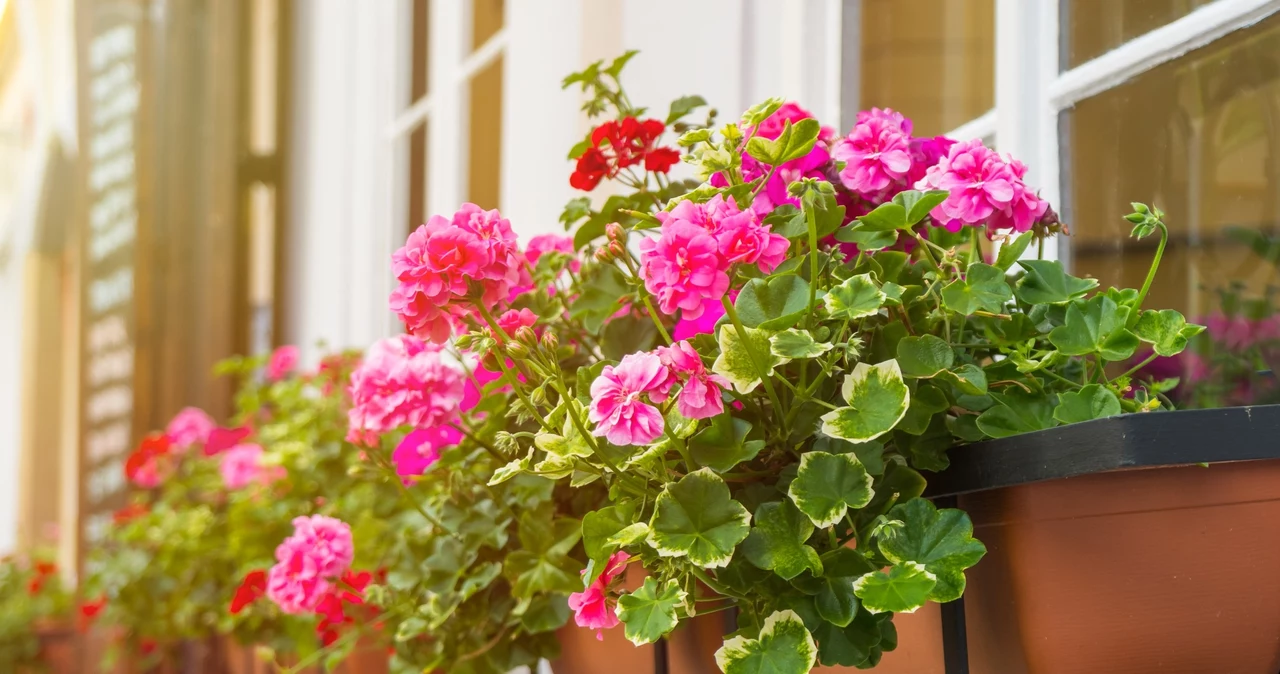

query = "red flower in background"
[570,117,680,191]
[79,597,106,632]
[26,561,57,596]
[113,503,149,525]
[229,570,267,614]
[313,569,379,646]
[124,433,173,488]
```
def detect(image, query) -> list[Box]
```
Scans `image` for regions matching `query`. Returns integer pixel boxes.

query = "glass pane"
[247,183,276,355]
[247,0,278,154]
[1063,0,1218,69]
[468,55,503,210]
[409,119,428,233]
[472,0,504,52]
[412,0,429,99]
[859,0,994,137]
[1065,14,1280,409]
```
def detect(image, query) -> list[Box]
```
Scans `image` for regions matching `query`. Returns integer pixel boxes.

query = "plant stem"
[805,204,821,327]
[1133,221,1169,322]
[689,567,747,601]
[1118,353,1159,382]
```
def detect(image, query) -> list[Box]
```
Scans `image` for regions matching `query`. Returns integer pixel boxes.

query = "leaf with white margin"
[616,577,686,646]
[741,500,823,580]
[715,610,817,674]
[824,273,886,320]
[647,468,751,569]
[877,499,986,603]
[770,328,833,360]
[533,400,594,479]
[488,453,531,486]
[819,361,910,443]
[852,561,936,614]
[713,324,787,394]
[787,452,875,528]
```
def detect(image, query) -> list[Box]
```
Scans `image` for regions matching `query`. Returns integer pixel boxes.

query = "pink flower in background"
[906,135,957,188]
[497,308,537,338]
[672,298,726,341]
[714,209,789,273]
[346,335,464,444]
[205,425,253,457]
[461,359,504,412]
[915,139,1047,233]
[567,551,630,640]
[657,341,731,420]
[219,443,281,490]
[392,426,461,484]
[833,108,914,196]
[289,515,354,578]
[266,345,300,382]
[266,538,331,614]
[165,407,214,450]
[639,220,730,320]
[525,233,580,272]
[588,352,668,446]
[391,204,524,342]
[752,102,836,143]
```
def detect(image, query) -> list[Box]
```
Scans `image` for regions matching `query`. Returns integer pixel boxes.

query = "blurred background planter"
[927,404,1280,674]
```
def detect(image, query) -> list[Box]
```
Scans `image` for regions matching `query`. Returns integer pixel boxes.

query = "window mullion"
[427,0,468,218]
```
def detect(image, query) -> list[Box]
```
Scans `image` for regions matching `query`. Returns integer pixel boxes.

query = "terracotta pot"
[960,460,1280,674]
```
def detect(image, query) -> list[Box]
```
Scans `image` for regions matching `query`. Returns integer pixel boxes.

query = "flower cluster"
[392,426,462,484]
[165,407,215,450]
[219,443,283,490]
[588,341,730,446]
[571,117,680,191]
[123,433,173,488]
[390,204,524,342]
[916,138,1048,233]
[266,344,300,381]
[346,335,465,445]
[265,515,355,615]
[640,195,787,319]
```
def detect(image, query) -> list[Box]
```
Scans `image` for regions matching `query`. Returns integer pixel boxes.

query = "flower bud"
[541,332,559,352]
[608,241,626,259]
[506,342,531,360]
[529,387,548,407]
[594,247,613,263]
[494,431,517,451]
[514,326,538,347]
[454,333,474,350]
[605,222,625,242]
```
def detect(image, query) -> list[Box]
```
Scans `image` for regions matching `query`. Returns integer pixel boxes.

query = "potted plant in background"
[0,554,73,673]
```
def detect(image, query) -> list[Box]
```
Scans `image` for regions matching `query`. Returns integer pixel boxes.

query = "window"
[391,0,507,239]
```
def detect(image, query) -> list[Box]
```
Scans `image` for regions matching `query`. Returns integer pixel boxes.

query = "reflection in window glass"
[408,120,428,234]
[859,0,994,137]
[1065,14,1280,409]
[1063,0,1217,69]
[468,56,503,210]
[472,0,504,52]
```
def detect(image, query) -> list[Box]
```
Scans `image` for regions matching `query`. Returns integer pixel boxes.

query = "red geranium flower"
[27,561,57,596]
[113,503,149,525]
[569,117,680,191]
[79,597,107,632]
[124,433,173,488]
[229,570,267,614]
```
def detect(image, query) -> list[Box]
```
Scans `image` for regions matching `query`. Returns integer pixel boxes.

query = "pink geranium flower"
[391,204,524,342]
[392,426,462,484]
[588,352,669,446]
[290,515,354,577]
[266,345,300,382]
[497,308,537,338]
[266,539,331,614]
[219,443,282,490]
[525,233,580,272]
[346,335,464,444]
[567,551,630,640]
[205,425,253,457]
[639,220,730,320]
[833,108,914,196]
[714,209,789,273]
[915,139,1047,233]
[165,407,214,450]
[657,341,731,420]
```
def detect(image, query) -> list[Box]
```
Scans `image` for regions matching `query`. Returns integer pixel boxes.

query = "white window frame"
[934,0,1280,264]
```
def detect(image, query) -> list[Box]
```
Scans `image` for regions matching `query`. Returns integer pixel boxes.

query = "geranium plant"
[0,554,71,672]
[374,52,1200,672]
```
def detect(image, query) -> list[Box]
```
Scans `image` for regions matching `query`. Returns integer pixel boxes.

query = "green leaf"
[742,501,823,580]
[746,118,822,166]
[975,389,1056,439]
[892,190,949,226]
[1048,296,1140,361]
[616,578,686,646]
[787,452,875,528]
[741,98,785,128]
[666,95,707,124]
[712,324,785,394]
[855,202,907,232]
[737,275,811,330]
[715,610,818,674]
[1133,309,1203,357]
[812,611,889,668]
[534,401,594,479]
[835,227,898,250]
[852,562,936,614]
[878,499,986,603]
[582,504,635,569]
[1053,384,1122,424]
[941,263,1013,315]
[994,231,1034,271]
[521,594,573,634]
[820,361,910,443]
[488,454,531,486]
[647,468,751,568]
[1014,260,1099,305]
[898,384,950,435]
[936,364,988,396]
[803,191,848,239]
[689,415,765,473]
[770,329,832,360]
[824,273,886,320]
[896,335,954,378]
[815,549,877,628]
